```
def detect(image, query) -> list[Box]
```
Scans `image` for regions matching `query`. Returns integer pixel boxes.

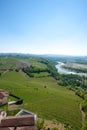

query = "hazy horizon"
[0,0,87,56]
[0,52,87,57]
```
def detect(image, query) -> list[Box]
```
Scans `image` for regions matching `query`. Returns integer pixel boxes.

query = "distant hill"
[0,57,31,71]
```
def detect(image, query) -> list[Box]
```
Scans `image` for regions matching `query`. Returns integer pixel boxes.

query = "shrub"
[36,119,45,130]
[81,101,87,112]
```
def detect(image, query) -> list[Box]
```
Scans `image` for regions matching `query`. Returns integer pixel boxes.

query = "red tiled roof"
[0,115,35,127]
[0,92,9,99]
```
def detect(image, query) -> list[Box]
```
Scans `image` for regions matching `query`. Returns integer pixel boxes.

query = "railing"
[0,115,35,130]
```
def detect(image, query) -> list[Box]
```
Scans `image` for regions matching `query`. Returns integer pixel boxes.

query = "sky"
[0,0,87,56]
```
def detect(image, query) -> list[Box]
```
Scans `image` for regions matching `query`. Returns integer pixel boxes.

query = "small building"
[16,109,37,121]
[0,91,9,106]
[0,110,36,130]
[0,114,35,130]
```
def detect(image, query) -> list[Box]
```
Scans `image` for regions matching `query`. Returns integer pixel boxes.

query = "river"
[55,62,87,77]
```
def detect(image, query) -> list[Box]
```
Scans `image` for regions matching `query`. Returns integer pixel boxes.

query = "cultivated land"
[0,56,83,130]
[66,63,87,69]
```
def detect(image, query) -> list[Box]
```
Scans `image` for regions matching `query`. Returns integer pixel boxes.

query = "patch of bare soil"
[15,61,31,69]
[44,120,66,130]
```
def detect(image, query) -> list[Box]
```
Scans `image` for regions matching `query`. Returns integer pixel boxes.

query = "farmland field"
[0,69,82,130]
[65,62,87,69]
[0,56,85,130]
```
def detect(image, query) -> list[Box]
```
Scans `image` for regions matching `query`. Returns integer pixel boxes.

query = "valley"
[0,54,87,130]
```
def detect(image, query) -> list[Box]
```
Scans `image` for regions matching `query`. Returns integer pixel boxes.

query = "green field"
[0,58,18,69]
[0,70,82,130]
[22,57,48,69]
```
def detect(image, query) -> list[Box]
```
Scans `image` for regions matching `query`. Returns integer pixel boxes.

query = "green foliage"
[36,119,45,130]
[58,74,86,89]
[75,90,85,99]
[81,101,87,112]
[82,122,87,130]
[15,69,19,72]
[46,61,58,80]
[0,104,8,111]
[22,67,34,77]
[0,72,1,76]
[7,109,20,116]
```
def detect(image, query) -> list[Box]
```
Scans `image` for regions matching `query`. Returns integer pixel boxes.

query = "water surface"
[55,62,87,77]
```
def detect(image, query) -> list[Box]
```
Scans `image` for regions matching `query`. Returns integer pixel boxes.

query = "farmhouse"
[0,90,36,129]
[16,109,37,121]
[0,110,35,130]
[0,91,9,106]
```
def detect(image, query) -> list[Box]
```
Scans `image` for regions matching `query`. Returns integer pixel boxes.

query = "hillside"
[0,57,31,70]
[0,55,82,130]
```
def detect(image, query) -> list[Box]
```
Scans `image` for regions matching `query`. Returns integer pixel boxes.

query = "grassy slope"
[0,58,18,69]
[23,57,48,69]
[0,71,82,130]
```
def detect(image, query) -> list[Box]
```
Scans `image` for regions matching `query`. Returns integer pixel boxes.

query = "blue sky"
[0,0,87,56]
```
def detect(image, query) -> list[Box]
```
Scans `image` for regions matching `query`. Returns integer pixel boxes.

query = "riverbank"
[55,61,87,77]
